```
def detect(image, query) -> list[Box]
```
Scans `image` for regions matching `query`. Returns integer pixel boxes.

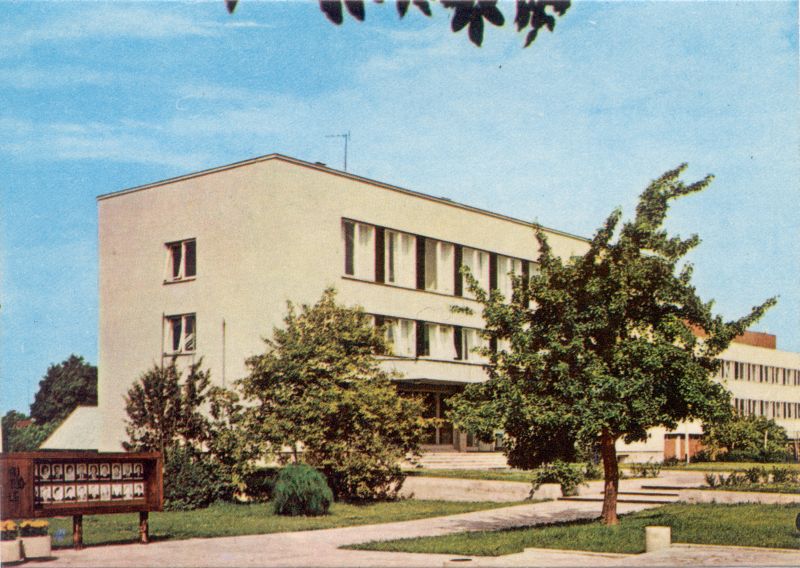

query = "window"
[164,313,196,354]
[496,255,523,300]
[343,220,375,280]
[461,328,489,362]
[385,230,416,288]
[382,318,416,357]
[165,239,196,282]
[424,239,455,294]
[419,324,457,360]
[461,247,490,298]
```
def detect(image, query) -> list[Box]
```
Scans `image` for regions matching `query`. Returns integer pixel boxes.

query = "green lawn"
[651,462,800,473]
[45,499,519,548]
[407,469,538,483]
[348,503,800,556]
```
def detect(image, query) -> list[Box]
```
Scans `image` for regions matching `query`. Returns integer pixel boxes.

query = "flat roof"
[96,153,589,243]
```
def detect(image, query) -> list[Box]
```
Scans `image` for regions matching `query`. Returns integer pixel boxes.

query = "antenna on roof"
[325,131,351,172]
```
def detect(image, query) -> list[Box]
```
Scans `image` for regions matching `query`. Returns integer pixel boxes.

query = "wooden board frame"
[1,451,162,520]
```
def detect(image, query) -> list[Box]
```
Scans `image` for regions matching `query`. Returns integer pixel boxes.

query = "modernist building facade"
[45,154,800,460]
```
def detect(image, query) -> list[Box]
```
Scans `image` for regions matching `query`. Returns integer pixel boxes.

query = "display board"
[0,452,162,520]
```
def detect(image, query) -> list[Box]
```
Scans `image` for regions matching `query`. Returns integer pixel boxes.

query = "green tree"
[1,410,56,452]
[702,414,789,462]
[123,360,212,454]
[450,165,776,524]
[238,288,425,501]
[226,0,570,47]
[29,355,97,424]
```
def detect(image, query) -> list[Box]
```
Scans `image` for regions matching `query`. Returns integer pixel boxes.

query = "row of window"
[733,397,800,420]
[376,316,493,362]
[160,311,494,363]
[718,360,800,386]
[343,220,531,299]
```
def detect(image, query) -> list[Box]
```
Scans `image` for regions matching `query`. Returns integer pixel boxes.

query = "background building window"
[496,255,522,300]
[164,313,196,354]
[165,239,196,282]
[381,317,415,357]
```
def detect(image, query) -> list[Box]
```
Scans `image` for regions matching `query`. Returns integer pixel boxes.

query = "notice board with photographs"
[0,452,162,519]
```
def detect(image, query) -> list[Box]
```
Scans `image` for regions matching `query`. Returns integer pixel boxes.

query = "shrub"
[631,460,662,478]
[163,446,235,511]
[241,468,279,503]
[745,467,764,484]
[0,521,17,541]
[19,520,48,537]
[771,466,793,484]
[584,461,602,481]
[532,461,586,497]
[704,473,718,488]
[272,463,333,516]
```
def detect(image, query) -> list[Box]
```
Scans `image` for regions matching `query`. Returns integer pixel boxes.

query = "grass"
[348,503,800,556]
[649,461,800,473]
[702,483,800,494]
[407,469,538,483]
[44,499,520,549]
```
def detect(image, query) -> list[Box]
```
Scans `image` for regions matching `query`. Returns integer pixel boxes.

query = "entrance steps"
[560,489,681,505]
[412,451,510,470]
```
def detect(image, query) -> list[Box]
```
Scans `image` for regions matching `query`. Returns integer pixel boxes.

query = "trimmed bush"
[272,463,333,516]
[163,445,235,511]
[532,461,586,496]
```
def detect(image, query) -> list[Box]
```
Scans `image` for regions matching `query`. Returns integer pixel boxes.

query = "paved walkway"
[20,472,799,567]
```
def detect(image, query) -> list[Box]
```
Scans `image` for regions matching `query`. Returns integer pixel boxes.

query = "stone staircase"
[560,488,681,505]
[411,450,510,470]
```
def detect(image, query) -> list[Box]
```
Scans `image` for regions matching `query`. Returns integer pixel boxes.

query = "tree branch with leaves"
[450,165,776,524]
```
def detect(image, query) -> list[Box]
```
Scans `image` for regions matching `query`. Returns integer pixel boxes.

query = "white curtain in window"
[462,247,490,298]
[437,242,454,294]
[434,325,456,359]
[496,256,521,300]
[425,239,438,291]
[385,231,416,288]
[396,319,415,357]
[355,224,375,279]
[463,328,489,362]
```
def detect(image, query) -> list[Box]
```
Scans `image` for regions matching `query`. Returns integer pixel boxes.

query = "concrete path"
[20,472,798,567]
[24,500,653,567]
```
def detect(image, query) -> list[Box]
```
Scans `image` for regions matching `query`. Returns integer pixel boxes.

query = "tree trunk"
[599,429,619,525]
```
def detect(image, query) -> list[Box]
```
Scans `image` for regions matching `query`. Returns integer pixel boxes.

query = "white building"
[45,154,800,461]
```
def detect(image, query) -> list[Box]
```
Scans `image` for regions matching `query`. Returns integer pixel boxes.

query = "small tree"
[238,288,425,501]
[30,355,97,425]
[123,360,211,454]
[1,410,56,452]
[703,414,789,462]
[450,165,775,524]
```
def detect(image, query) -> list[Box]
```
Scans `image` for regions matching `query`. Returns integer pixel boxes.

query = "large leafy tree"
[226,0,570,47]
[238,288,424,500]
[450,165,776,524]
[30,354,97,425]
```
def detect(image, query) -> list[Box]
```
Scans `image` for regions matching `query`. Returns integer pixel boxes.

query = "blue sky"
[1,1,798,415]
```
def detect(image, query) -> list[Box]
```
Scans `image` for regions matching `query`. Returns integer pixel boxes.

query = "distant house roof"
[13,419,34,429]
[40,406,100,451]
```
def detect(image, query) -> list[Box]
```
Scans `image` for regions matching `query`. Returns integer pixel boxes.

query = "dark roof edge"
[96,153,589,243]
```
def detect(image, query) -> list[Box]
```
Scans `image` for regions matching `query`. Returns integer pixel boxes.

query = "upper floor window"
[343,220,375,280]
[425,239,455,294]
[461,247,490,298]
[165,239,196,282]
[421,323,456,360]
[164,313,196,354]
[385,230,416,288]
[496,255,523,300]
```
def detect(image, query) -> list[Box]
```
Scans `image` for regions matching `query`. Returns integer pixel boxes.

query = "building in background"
[45,154,800,462]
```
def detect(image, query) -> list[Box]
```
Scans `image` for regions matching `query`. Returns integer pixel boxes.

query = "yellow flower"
[20,520,48,529]
[1,520,17,531]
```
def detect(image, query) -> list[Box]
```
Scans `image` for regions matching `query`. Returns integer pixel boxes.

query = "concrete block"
[645,525,671,552]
